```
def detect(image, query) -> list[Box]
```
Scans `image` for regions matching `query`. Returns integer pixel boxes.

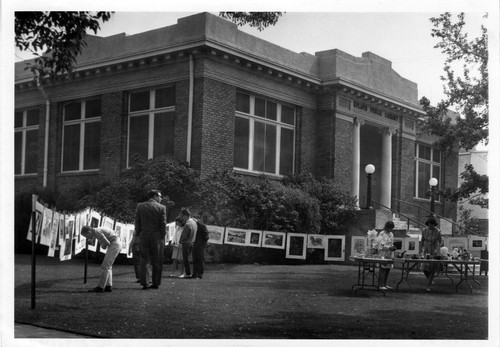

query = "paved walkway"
[15,323,90,338]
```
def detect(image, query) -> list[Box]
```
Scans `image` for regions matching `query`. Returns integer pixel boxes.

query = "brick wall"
[334,116,353,189]
[198,78,236,178]
[174,78,189,164]
[101,91,125,180]
[298,106,317,174]
[315,93,336,178]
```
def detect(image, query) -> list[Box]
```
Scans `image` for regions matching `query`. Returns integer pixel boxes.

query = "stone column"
[380,128,394,208]
[351,118,364,207]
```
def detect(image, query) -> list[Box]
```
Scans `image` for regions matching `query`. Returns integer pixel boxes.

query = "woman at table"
[420,216,443,292]
[377,221,396,290]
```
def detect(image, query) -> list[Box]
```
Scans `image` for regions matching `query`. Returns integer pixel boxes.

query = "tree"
[15,11,113,85]
[16,12,283,84]
[219,12,283,31]
[419,12,488,208]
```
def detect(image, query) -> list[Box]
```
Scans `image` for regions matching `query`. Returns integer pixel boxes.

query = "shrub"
[81,155,200,222]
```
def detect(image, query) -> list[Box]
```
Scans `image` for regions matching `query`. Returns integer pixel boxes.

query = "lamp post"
[365,164,375,209]
[429,177,438,214]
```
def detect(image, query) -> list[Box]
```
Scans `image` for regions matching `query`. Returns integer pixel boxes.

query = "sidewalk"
[15,323,90,338]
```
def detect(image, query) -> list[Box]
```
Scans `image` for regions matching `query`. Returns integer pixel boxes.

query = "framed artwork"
[115,222,128,254]
[39,207,54,246]
[87,210,101,252]
[404,238,420,255]
[60,214,74,261]
[166,222,176,244]
[307,234,325,249]
[57,213,65,247]
[126,225,135,258]
[393,238,403,251]
[351,236,367,257]
[74,211,81,238]
[101,215,114,230]
[246,230,262,247]
[26,201,44,243]
[73,213,87,255]
[469,236,486,251]
[207,225,224,245]
[224,227,247,246]
[47,211,60,257]
[262,231,286,249]
[324,235,345,261]
[286,233,307,259]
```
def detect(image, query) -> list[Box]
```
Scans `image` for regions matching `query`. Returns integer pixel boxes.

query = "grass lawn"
[12,253,489,340]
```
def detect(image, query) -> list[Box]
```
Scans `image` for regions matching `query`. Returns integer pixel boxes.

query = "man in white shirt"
[178,208,197,278]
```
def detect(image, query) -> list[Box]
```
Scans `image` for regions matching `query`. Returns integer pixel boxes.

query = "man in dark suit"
[135,189,167,289]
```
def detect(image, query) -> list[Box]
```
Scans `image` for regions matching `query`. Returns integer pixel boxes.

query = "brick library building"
[15,12,465,258]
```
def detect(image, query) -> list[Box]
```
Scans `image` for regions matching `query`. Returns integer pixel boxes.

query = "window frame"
[127,86,176,168]
[15,108,40,176]
[61,98,101,173]
[414,143,441,201]
[234,92,296,177]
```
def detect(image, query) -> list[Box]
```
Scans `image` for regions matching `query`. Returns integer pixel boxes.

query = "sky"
[12,10,489,106]
[87,11,486,106]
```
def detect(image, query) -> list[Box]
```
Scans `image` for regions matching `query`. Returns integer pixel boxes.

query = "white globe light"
[365,164,375,174]
[429,177,438,187]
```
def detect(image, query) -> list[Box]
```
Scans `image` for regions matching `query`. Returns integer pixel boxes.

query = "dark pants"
[132,244,141,280]
[192,242,205,278]
[140,232,163,287]
[182,244,193,276]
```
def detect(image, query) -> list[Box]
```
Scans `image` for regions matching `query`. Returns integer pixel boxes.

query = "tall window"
[415,143,441,200]
[15,108,40,175]
[62,98,101,172]
[234,92,295,176]
[128,87,175,166]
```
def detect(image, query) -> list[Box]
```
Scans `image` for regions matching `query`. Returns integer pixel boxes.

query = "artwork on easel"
[39,207,53,246]
[286,233,307,259]
[47,211,60,257]
[26,201,43,243]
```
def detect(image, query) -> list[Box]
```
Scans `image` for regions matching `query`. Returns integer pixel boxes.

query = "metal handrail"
[391,198,482,236]
[371,200,426,231]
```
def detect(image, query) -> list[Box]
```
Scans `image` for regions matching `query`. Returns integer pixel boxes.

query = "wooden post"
[31,194,37,309]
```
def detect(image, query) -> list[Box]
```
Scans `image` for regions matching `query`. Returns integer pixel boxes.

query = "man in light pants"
[81,225,122,292]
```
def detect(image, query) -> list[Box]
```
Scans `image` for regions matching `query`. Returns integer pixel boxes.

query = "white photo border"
[262,231,286,249]
[286,233,307,259]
